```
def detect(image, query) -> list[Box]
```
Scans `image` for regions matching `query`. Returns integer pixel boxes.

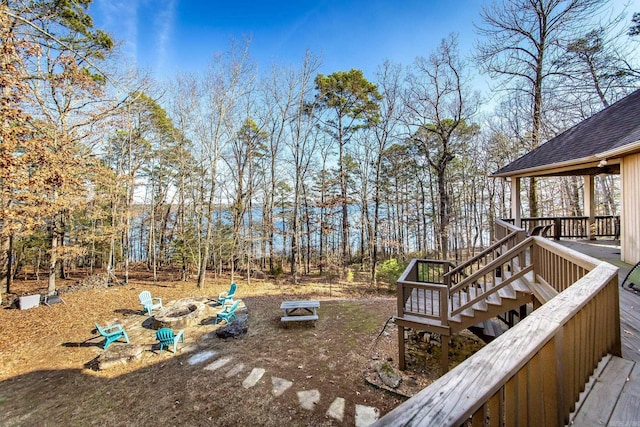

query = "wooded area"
[1,1,639,302]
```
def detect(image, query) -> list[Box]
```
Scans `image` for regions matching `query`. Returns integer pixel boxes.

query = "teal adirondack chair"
[95,322,129,350]
[139,291,162,315]
[155,328,184,354]
[215,300,240,324]
[217,282,237,306]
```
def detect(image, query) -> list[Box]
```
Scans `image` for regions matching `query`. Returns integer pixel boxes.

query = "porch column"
[510,177,521,227]
[584,175,595,240]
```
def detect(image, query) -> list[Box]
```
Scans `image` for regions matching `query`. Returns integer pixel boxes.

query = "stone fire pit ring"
[153,298,207,329]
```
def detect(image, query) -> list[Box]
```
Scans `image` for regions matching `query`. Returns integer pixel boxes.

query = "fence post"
[396,280,406,370]
[554,218,562,240]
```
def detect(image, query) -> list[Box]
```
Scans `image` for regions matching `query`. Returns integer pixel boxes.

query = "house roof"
[492,89,640,177]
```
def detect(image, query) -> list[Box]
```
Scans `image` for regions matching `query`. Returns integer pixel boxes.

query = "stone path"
[189,350,380,426]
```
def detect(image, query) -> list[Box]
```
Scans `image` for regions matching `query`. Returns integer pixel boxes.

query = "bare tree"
[405,35,479,259]
[476,0,606,217]
[195,39,255,288]
[371,61,405,285]
[283,52,322,282]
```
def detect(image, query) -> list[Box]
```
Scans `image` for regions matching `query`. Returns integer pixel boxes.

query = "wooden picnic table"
[280,300,319,325]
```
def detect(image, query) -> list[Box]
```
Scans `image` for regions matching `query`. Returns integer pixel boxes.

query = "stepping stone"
[271,377,293,397]
[187,350,217,366]
[326,397,345,422]
[204,357,231,372]
[242,368,266,388]
[355,405,380,427]
[225,363,245,378]
[297,389,321,410]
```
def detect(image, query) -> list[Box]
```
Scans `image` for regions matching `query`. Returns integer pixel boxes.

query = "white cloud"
[153,0,177,75]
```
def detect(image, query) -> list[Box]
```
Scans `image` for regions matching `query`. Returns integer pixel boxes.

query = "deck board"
[609,363,640,425]
[619,291,640,363]
[571,356,634,426]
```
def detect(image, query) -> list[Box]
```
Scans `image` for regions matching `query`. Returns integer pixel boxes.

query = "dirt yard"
[0,271,426,426]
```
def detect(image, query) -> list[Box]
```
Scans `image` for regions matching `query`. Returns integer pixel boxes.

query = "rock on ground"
[215,315,248,338]
[375,362,402,389]
[97,344,144,370]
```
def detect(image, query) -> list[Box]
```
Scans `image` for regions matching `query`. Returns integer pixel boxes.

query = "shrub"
[377,258,405,287]
[346,268,354,282]
[270,265,283,277]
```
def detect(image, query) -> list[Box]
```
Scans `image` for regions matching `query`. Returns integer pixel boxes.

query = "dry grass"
[0,270,412,426]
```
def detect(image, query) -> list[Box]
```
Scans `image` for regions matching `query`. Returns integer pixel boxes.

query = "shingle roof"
[492,89,640,176]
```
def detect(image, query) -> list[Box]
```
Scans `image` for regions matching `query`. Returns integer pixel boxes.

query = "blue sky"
[92,0,486,81]
[92,0,638,85]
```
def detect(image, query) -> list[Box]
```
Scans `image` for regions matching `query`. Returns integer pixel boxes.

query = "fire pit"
[153,298,207,329]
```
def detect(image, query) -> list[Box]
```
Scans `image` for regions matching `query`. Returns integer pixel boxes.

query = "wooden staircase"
[449,278,532,334]
[396,273,533,335]
[395,230,551,371]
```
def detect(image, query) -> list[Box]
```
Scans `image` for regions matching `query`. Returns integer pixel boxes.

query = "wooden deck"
[382,236,640,426]
[554,240,640,425]
[378,259,622,426]
[571,355,640,425]
[557,240,640,364]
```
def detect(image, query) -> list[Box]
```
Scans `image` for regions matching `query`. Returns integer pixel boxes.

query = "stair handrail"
[445,229,526,287]
[449,237,534,317]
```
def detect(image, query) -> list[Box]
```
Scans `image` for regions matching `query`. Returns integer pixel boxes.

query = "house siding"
[622,153,640,265]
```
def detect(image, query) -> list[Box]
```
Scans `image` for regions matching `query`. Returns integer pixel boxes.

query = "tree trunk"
[48,224,57,296]
[0,235,9,304]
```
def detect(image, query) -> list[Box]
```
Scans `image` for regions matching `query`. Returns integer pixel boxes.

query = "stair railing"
[449,238,534,317]
[445,229,526,288]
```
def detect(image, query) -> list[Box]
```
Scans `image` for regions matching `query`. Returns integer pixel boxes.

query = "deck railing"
[397,259,452,325]
[503,215,620,239]
[380,227,621,427]
[397,238,532,327]
[378,262,619,426]
[446,223,526,287]
[531,237,601,293]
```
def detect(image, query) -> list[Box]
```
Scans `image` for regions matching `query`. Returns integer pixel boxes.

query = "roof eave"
[490,156,599,178]
[596,139,640,159]
[491,139,640,178]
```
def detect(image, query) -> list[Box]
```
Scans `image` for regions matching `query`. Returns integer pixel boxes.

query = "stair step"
[500,270,532,294]
[486,292,502,306]
[467,288,488,311]
[482,320,505,338]
[510,277,531,293]
[461,307,475,318]
[449,313,462,323]
[524,270,535,282]
[456,291,484,318]
[529,280,559,303]
[498,285,517,300]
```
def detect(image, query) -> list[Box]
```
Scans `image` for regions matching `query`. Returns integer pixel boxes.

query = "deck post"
[440,334,449,373]
[396,277,406,370]
[398,325,406,370]
[584,175,596,240]
[519,304,527,321]
[510,177,521,227]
